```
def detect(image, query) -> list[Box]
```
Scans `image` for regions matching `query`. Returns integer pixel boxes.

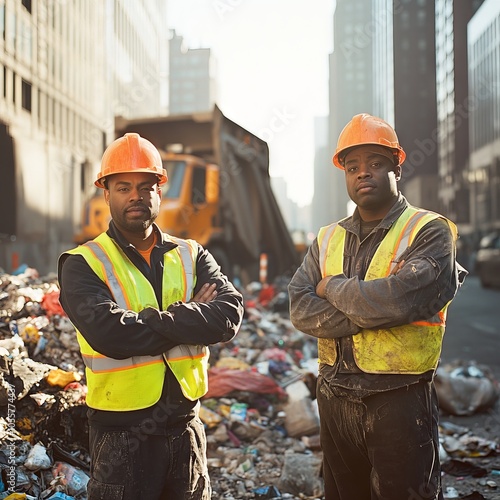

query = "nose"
[130,188,144,201]
[357,164,371,179]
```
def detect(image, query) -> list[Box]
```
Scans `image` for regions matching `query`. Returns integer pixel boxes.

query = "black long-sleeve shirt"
[288,194,467,395]
[58,221,244,431]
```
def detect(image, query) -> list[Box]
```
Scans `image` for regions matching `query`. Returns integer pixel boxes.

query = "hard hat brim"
[333,144,403,169]
[95,170,168,188]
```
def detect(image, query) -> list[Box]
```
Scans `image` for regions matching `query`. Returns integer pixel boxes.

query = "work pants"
[86,416,211,500]
[317,377,443,500]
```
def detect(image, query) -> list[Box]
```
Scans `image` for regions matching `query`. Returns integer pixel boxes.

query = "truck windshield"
[162,160,186,199]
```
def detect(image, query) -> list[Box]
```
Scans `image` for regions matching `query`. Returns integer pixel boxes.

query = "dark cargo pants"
[317,377,443,500]
[86,416,211,500]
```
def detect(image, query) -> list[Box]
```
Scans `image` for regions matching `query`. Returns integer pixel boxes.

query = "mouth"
[357,183,376,193]
[126,205,148,216]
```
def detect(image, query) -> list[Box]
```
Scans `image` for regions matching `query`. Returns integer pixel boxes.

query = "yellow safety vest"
[63,232,210,410]
[317,206,458,374]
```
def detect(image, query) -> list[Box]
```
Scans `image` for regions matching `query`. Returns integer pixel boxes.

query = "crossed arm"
[288,219,459,339]
[59,246,243,359]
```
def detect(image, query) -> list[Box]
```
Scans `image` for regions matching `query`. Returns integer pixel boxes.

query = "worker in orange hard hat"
[289,114,467,499]
[58,132,244,499]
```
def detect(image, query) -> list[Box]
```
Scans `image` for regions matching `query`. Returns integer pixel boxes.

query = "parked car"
[475,231,500,288]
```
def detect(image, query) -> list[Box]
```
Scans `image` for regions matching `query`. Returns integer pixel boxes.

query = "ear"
[393,164,402,181]
[104,189,110,205]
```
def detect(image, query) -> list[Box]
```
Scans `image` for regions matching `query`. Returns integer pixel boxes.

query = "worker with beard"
[58,133,244,500]
[288,114,466,500]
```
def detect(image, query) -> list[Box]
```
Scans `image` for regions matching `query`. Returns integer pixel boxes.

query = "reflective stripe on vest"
[85,241,130,309]
[318,222,342,278]
[317,206,457,374]
[161,236,210,401]
[82,239,164,374]
[65,233,208,409]
[172,237,195,302]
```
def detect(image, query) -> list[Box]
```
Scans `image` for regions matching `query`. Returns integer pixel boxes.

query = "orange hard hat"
[332,113,406,169]
[95,133,168,188]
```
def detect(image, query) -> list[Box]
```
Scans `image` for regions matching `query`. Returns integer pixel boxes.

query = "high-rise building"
[0,0,108,274]
[110,1,168,119]
[328,0,374,222]
[435,0,484,230]
[393,0,440,212]
[0,0,167,274]
[169,30,217,115]
[467,0,500,236]
[372,0,395,124]
[311,116,333,233]
[330,0,498,246]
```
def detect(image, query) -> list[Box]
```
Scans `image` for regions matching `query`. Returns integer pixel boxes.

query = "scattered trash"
[443,486,459,499]
[253,485,282,499]
[1,268,499,499]
[458,493,487,500]
[278,452,323,498]
[23,443,52,471]
[440,422,499,458]
[45,493,75,500]
[435,361,499,416]
[50,462,89,497]
[441,459,488,478]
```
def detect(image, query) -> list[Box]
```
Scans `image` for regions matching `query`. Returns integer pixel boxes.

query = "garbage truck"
[74,105,300,283]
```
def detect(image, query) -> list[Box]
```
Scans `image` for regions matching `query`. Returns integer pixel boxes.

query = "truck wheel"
[209,247,233,280]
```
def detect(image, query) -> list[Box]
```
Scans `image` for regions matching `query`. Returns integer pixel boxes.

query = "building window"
[192,167,206,205]
[22,0,31,13]
[21,79,31,112]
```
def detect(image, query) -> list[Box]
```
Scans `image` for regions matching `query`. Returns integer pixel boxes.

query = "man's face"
[104,172,162,234]
[344,145,401,221]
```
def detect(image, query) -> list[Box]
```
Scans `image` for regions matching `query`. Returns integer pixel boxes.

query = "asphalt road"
[441,275,500,379]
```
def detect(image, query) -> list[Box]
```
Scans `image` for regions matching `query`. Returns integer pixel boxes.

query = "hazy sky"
[167,0,335,206]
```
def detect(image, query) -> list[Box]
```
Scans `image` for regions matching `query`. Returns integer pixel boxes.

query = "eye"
[370,161,386,170]
[346,165,357,173]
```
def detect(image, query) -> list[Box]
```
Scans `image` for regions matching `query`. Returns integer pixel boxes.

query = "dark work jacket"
[288,194,467,396]
[58,221,244,432]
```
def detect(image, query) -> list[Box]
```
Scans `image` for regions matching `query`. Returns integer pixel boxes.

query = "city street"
[442,275,500,379]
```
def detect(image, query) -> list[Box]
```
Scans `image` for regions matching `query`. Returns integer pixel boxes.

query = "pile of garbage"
[1,266,499,500]
[0,267,89,499]
[0,268,325,499]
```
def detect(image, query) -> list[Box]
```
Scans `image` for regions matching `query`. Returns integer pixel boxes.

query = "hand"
[390,260,405,276]
[191,283,217,303]
[316,276,332,299]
